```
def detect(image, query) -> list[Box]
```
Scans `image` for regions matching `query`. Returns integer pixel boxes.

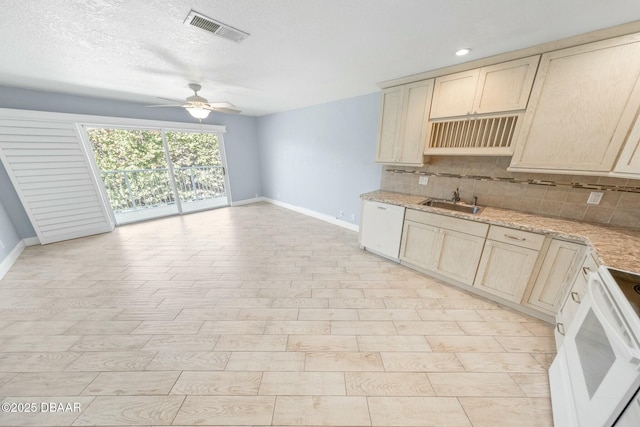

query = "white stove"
[550,266,640,427]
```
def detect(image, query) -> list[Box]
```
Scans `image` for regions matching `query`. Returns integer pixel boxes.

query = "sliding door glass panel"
[165,131,229,213]
[86,128,179,224]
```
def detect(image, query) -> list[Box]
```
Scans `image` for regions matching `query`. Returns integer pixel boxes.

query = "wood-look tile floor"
[0,203,555,426]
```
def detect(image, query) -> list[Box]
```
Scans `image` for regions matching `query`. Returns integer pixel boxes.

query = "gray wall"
[257,92,382,225]
[0,86,264,239]
[0,196,21,262]
[0,161,36,238]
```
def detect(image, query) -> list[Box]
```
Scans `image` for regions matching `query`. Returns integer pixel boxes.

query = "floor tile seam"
[453,351,549,373]
[68,370,100,396]
[67,395,97,426]
[426,372,527,396]
[164,369,186,398]
[507,372,541,398]
[454,396,475,427]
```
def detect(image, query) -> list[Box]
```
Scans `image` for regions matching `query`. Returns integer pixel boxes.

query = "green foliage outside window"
[87,128,225,211]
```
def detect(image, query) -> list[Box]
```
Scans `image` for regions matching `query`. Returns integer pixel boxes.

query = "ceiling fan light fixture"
[186,107,210,119]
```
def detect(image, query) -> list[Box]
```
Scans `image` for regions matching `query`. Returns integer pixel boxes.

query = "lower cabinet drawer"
[487,225,545,251]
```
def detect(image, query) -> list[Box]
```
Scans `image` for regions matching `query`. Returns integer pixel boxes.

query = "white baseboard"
[22,236,40,246]
[0,240,26,280]
[230,196,267,206]
[263,198,359,232]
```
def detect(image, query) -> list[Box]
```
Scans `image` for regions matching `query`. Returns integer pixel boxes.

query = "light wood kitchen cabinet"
[554,251,600,348]
[376,79,434,165]
[525,239,587,316]
[510,33,640,173]
[360,200,406,261]
[430,56,540,118]
[613,110,640,176]
[400,220,441,268]
[473,226,545,303]
[400,210,488,285]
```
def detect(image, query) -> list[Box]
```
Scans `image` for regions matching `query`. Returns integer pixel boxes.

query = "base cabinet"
[360,200,405,260]
[436,228,486,285]
[366,201,600,322]
[554,251,600,348]
[526,239,586,316]
[474,241,540,302]
[399,210,488,286]
[399,220,441,269]
[473,225,545,302]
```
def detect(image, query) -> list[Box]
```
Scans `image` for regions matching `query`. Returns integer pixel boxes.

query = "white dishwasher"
[360,200,405,261]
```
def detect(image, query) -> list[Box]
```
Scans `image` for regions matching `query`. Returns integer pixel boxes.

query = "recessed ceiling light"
[456,48,471,56]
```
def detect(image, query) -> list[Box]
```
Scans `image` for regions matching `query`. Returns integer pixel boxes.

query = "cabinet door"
[376,86,405,163]
[474,240,540,302]
[434,228,485,285]
[474,56,540,114]
[510,34,640,172]
[555,251,599,348]
[360,201,405,260]
[399,220,441,269]
[430,69,479,118]
[526,240,586,315]
[397,80,433,164]
[613,110,640,175]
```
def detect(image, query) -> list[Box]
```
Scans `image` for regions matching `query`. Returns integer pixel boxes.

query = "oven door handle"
[589,278,640,364]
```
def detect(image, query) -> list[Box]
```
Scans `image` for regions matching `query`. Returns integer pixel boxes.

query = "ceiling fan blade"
[146,104,183,108]
[208,102,238,109]
[210,107,241,114]
[156,96,186,103]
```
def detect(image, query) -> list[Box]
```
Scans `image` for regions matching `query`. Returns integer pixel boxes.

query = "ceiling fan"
[148,83,241,119]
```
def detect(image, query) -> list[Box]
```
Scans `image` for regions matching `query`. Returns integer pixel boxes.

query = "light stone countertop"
[362,190,640,273]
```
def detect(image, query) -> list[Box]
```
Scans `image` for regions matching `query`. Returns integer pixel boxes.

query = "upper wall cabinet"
[430,56,540,119]
[376,79,434,165]
[509,34,640,173]
[613,110,640,177]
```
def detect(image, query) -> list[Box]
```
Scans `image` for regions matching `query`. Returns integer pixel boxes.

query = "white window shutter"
[0,117,114,244]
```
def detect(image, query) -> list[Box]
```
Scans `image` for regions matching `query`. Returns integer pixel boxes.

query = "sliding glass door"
[85,127,229,224]
[166,131,228,214]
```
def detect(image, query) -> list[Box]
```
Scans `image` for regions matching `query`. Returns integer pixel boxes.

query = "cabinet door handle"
[504,234,526,241]
[571,292,581,304]
[556,322,565,336]
[377,206,387,210]
[582,266,591,276]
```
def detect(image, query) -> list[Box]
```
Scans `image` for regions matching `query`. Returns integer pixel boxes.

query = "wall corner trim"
[0,239,26,280]
[263,198,360,232]
[231,197,267,206]
[230,196,360,232]
[22,237,40,246]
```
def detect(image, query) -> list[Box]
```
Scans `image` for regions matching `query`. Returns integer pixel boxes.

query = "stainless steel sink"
[420,199,483,214]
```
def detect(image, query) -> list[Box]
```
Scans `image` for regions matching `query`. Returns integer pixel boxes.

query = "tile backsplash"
[380,156,640,229]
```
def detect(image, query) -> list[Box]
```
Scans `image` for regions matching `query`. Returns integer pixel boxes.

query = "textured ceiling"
[1,0,640,116]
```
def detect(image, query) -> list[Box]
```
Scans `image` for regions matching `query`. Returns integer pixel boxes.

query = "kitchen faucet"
[451,188,461,203]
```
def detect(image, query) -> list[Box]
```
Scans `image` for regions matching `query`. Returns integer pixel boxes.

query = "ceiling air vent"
[184,10,250,43]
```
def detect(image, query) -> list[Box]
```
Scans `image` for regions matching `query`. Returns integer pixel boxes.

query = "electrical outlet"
[587,191,604,205]
[339,210,344,218]
[418,176,429,185]
[350,213,355,221]
[0,239,4,249]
